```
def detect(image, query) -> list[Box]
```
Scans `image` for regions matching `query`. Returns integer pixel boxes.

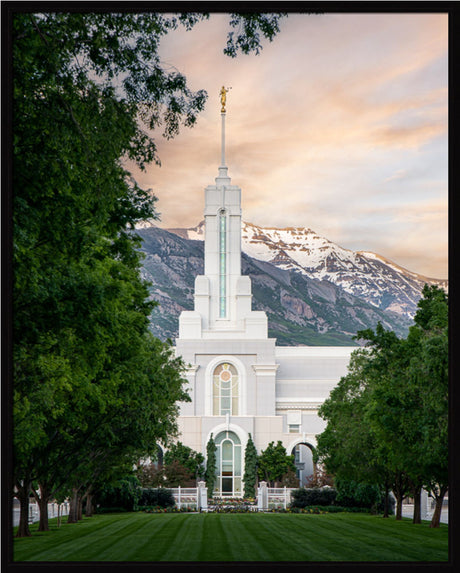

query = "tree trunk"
[395,493,403,520]
[392,472,408,521]
[430,485,448,528]
[15,481,32,538]
[67,488,79,524]
[383,483,390,518]
[77,494,83,521]
[57,504,61,527]
[33,482,51,532]
[412,486,422,524]
[85,493,94,517]
[37,494,50,531]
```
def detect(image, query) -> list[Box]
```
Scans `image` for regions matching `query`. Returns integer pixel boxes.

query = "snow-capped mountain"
[166,221,447,319]
[135,226,414,346]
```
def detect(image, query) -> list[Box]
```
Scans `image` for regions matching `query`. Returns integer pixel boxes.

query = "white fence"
[169,482,208,511]
[257,482,293,511]
[12,500,70,527]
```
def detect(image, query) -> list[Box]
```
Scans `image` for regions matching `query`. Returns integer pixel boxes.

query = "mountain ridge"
[163,220,447,319]
[136,225,416,346]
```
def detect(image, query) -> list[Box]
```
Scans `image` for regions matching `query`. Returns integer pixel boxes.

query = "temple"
[174,88,355,496]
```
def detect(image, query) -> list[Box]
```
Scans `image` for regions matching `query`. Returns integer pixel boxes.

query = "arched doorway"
[214,430,242,497]
[291,443,315,487]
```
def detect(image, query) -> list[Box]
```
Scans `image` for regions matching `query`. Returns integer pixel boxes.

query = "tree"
[408,285,448,528]
[317,285,448,526]
[204,434,217,496]
[137,463,165,488]
[317,346,408,519]
[11,11,286,535]
[164,442,205,483]
[257,441,296,487]
[243,433,258,498]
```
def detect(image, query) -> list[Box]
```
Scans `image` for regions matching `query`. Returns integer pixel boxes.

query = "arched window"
[213,363,239,415]
[215,431,242,496]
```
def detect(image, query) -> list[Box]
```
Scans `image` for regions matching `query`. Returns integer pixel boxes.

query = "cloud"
[128,13,448,280]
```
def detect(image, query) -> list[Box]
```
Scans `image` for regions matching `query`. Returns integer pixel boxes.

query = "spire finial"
[220,86,231,113]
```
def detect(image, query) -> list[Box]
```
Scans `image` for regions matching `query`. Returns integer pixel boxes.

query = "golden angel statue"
[220,86,231,112]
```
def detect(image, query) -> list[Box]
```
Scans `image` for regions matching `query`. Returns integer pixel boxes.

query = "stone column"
[198,481,208,512]
[258,481,268,511]
[421,489,431,520]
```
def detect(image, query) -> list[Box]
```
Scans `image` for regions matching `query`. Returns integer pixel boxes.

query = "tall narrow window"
[212,363,239,415]
[219,210,226,317]
[215,431,242,497]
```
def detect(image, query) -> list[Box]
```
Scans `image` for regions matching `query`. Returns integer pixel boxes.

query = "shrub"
[95,476,141,511]
[289,506,369,514]
[137,487,175,508]
[95,507,128,514]
[334,479,382,510]
[290,487,337,508]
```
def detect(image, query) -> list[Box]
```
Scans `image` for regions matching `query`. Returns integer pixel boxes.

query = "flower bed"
[143,505,196,513]
[207,497,258,513]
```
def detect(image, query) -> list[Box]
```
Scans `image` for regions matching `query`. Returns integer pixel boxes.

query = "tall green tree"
[243,433,258,498]
[317,285,448,526]
[317,348,397,518]
[408,285,448,528]
[204,434,217,496]
[257,441,296,487]
[11,10,286,536]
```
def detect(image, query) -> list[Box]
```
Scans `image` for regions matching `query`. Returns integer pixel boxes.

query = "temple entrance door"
[215,431,242,497]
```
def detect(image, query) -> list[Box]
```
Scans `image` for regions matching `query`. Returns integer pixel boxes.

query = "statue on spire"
[220,86,231,113]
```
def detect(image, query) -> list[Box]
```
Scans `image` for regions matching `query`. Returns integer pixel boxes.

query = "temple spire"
[219,86,231,176]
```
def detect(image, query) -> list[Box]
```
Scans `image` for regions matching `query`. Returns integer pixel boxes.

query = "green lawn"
[13,512,448,562]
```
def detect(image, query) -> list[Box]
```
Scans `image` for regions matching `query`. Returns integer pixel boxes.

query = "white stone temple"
[173,88,355,497]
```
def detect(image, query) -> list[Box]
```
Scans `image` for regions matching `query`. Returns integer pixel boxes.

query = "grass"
[13,512,448,563]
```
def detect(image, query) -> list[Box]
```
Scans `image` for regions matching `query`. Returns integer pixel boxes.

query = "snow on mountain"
[163,220,447,319]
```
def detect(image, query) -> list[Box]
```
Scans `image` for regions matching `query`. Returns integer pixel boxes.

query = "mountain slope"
[168,220,447,319]
[136,226,414,346]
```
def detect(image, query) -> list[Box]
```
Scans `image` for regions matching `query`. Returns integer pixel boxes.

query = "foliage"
[204,434,217,494]
[279,468,300,488]
[11,9,286,536]
[137,463,165,488]
[290,487,337,509]
[316,285,448,526]
[305,467,334,488]
[334,479,382,510]
[164,442,205,480]
[137,488,175,508]
[243,433,258,498]
[163,460,197,487]
[257,441,296,487]
[95,476,141,512]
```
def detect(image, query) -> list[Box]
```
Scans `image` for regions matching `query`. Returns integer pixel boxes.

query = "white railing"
[257,483,293,511]
[169,487,198,509]
[169,482,208,511]
[13,500,70,527]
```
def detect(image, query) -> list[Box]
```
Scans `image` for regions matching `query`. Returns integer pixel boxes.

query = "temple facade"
[173,89,355,496]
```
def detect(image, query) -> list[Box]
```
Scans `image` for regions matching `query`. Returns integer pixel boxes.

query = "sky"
[128,12,448,280]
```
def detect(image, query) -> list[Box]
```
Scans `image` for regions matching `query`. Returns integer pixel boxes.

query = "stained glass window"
[212,363,239,415]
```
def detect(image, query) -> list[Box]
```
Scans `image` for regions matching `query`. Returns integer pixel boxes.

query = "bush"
[137,488,175,508]
[334,479,382,510]
[95,476,141,511]
[289,505,369,514]
[95,507,128,514]
[290,487,337,509]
